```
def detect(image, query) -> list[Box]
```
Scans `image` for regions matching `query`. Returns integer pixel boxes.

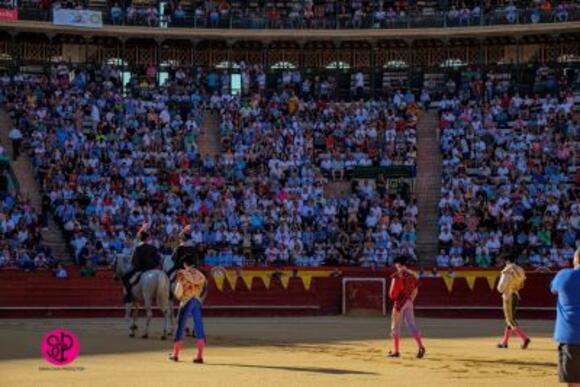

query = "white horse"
[113,254,174,340]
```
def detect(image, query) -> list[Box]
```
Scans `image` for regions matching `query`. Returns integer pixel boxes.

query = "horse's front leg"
[132,305,140,337]
[161,306,169,340]
[142,300,152,339]
[127,303,138,337]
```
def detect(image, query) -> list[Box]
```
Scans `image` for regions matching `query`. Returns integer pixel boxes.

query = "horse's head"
[112,254,133,278]
[161,255,174,273]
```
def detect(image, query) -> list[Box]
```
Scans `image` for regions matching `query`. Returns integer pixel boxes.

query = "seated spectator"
[209,7,220,27]
[554,3,568,22]
[505,2,518,23]
[53,263,68,278]
[436,249,451,267]
[458,6,471,25]
[126,4,136,23]
[80,261,96,277]
[450,253,465,268]
[531,5,541,23]
[111,3,123,24]
[144,6,158,26]
[447,5,459,24]
[174,5,186,23]
[471,5,481,22]
[475,246,492,268]
[17,250,35,271]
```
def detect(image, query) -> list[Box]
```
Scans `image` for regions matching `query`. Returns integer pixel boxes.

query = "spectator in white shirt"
[54,263,68,279]
[437,250,451,267]
[8,127,23,160]
[450,254,465,268]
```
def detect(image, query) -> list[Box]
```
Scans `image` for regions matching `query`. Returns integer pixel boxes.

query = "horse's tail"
[155,271,171,313]
[166,268,177,301]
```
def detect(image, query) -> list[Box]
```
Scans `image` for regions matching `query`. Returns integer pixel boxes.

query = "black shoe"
[168,353,178,362]
[497,343,508,349]
[193,358,204,364]
[521,338,530,350]
[387,351,400,358]
[417,346,426,359]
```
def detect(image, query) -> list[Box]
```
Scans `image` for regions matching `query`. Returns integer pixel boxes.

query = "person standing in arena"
[169,264,207,364]
[496,255,531,349]
[388,255,426,359]
[170,225,204,337]
[551,248,580,386]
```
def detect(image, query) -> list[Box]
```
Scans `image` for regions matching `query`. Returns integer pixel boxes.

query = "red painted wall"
[0,268,557,318]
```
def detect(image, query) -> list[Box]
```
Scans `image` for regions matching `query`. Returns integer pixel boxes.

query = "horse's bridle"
[111,255,119,279]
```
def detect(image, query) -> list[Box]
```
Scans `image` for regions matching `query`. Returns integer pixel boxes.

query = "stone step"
[417,229,439,234]
[198,110,222,157]
[0,108,71,261]
[416,240,440,245]
[417,226,439,231]
[415,110,442,265]
[416,244,440,250]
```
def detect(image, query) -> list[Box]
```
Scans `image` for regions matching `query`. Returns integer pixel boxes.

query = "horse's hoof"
[141,334,148,339]
[129,333,135,338]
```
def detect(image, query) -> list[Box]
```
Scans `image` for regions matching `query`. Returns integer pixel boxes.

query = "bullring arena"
[0,1,578,387]
[0,317,559,387]
[0,268,563,386]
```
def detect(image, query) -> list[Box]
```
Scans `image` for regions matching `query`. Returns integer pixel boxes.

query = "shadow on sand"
[455,358,556,368]
[205,362,379,375]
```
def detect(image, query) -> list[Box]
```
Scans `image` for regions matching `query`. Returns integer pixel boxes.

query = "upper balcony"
[1,1,580,42]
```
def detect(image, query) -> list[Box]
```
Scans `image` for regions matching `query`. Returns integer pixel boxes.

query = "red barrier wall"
[0,268,557,318]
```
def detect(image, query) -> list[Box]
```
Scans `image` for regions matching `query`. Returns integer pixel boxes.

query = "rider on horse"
[122,226,162,303]
[172,225,202,270]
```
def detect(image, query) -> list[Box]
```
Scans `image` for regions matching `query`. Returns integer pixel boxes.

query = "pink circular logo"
[41,329,80,366]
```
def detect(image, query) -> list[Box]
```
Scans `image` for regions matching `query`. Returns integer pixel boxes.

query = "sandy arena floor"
[0,317,560,387]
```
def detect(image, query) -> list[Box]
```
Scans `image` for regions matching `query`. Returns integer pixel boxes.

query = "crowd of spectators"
[1,60,577,271]
[1,63,418,268]
[209,82,418,267]
[0,191,55,271]
[11,0,578,28]
[0,134,55,271]
[437,67,579,271]
[115,0,579,28]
